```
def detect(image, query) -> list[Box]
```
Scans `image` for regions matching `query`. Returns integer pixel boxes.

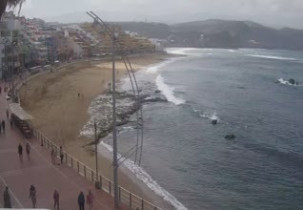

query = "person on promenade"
[26,142,31,159]
[51,148,55,164]
[86,190,94,210]
[10,116,13,127]
[0,122,2,134]
[29,184,37,208]
[53,189,59,210]
[59,146,64,164]
[0,86,2,94]
[6,109,9,119]
[2,120,5,133]
[18,143,23,162]
[78,191,85,210]
[3,186,12,208]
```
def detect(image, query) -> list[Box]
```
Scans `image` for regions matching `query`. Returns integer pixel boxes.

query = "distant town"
[0,12,164,80]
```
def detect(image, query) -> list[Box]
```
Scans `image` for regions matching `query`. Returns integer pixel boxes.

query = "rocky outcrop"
[225,134,236,140]
[84,91,167,145]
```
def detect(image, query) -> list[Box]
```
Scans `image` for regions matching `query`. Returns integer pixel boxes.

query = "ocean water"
[83,48,303,210]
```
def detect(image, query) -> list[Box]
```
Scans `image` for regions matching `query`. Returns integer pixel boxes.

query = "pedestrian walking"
[53,189,59,210]
[10,117,13,127]
[59,146,64,164]
[86,190,94,210]
[3,186,12,208]
[18,143,23,162]
[29,185,37,208]
[78,191,85,210]
[26,142,31,159]
[6,109,9,119]
[2,120,5,133]
[0,122,2,134]
[51,148,55,164]
[0,86,2,94]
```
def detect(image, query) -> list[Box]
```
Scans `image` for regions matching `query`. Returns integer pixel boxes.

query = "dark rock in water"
[289,78,295,85]
[211,119,218,125]
[225,134,236,140]
[155,90,161,93]
[142,97,167,103]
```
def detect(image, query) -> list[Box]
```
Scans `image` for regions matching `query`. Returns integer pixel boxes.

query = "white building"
[0,37,4,79]
[67,39,83,58]
[0,12,22,79]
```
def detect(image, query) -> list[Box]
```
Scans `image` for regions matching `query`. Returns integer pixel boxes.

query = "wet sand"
[19,54,174,209]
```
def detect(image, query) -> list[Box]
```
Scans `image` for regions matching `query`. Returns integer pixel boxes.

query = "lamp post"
[112,32,119,209]
[94,122,100,189]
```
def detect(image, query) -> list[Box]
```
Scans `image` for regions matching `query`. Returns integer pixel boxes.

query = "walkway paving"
[0,82,126,209]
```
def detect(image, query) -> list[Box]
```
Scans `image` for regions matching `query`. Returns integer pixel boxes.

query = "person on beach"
[86,190,94,210]
[29,184,37,208]
[26,142,31,159]
[78,191,85,210]
[59,146,64,164]
[3,186,12,208]
[53,189,59,210]
[18,143,23,162]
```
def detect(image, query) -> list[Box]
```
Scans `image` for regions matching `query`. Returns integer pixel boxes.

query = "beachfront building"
[80,22,157,55]
[19,17,50,66]
[59,26,98,59]
[0,12,22,80]
[0,36,4,79]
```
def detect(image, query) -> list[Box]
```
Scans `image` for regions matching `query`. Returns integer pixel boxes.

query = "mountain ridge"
[114,19,303,50]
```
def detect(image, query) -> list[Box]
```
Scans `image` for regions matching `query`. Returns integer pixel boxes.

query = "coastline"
[19,53,176,209]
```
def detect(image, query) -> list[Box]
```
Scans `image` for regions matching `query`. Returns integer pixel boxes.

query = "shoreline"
[19,53,176,209]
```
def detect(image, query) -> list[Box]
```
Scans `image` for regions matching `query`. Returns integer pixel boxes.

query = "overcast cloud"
[17,0,303,29]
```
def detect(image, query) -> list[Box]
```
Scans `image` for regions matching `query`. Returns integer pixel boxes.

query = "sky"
[16,0,303,29]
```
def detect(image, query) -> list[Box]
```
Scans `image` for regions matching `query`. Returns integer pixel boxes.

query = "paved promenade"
[0,82,126,209]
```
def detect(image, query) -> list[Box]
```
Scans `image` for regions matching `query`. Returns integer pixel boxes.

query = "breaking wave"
[146,57,183,74]
[193,108,220,122]
[155,75,185,105]
[248,54,299,61]
[100,142,188,210]
[277,78,303,86]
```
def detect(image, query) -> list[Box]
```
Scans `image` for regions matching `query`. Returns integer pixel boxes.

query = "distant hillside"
[115,19,303,50]
[112,22,171,39]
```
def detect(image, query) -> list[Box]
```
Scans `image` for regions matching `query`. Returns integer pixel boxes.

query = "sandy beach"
[19,53,174,209]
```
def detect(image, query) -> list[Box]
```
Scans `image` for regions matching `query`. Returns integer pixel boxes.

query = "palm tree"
[0,0,25,20]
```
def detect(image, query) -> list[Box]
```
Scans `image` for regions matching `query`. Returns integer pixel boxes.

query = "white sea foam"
[155,75,185,105]
[277,78,303,86]
[210,112,219,121]
[166,48,195,55]
[146,58,180,74]
[100,141,188,210]
[166,47,213,57]
[248,54,299,61]
[200,112,220,122]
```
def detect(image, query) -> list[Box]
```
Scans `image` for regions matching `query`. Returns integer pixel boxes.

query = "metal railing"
[33,129,164,210]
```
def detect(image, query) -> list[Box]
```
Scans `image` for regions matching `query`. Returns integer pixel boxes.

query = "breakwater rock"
[81,91,167,145]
